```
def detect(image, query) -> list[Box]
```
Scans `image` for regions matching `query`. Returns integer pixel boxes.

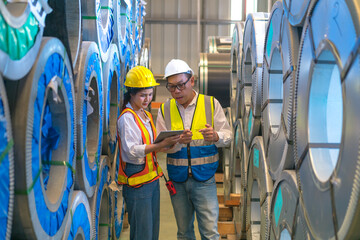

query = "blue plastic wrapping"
[119,0,131,61]
[98,2,115,59]
[105,50,120,154]
[94,164,110,240]
[32,53,75,236]
[0,93,10,239]
[82,52,103,188]
[69,203,91,240]
[114,153,124,238]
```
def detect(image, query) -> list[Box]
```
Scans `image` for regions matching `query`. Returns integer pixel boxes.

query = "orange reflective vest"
[117,108,163,187]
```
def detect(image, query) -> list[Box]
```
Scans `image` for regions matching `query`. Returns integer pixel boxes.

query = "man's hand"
[179,129,192,144]
[199,124,219,142]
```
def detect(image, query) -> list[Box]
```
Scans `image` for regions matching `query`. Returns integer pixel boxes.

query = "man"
[156,59,232,240]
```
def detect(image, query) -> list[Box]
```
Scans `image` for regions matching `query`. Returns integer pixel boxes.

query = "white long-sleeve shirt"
[117,103,154,164]
[156,91,232,153]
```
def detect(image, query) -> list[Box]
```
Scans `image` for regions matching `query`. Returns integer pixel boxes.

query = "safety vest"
[161,94,219,182]
[117,108,163,187]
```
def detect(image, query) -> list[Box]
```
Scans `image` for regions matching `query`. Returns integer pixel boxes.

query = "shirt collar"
[175,90,198,108]
[126,102,149,121]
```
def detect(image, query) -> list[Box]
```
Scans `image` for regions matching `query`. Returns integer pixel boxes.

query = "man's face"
[166,73,195,108]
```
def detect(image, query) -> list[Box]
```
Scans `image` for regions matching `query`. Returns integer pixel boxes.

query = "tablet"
[154,130,183,143]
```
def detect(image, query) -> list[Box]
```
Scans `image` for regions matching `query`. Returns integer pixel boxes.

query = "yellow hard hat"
[124,66,160,88]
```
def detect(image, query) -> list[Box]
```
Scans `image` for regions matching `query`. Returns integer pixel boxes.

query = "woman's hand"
[199,124,219,142]
[157,135,180,152]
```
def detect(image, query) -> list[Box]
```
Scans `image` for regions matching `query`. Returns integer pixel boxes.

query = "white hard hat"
[164,59,194,79]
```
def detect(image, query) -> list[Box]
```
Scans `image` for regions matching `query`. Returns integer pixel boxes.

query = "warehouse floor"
[119,152,202,240]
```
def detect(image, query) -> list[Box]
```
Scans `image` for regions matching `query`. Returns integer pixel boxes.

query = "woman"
[117,66,179,240]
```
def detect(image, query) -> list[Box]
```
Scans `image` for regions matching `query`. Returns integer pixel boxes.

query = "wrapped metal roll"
[7,37,76,239]
[207,36,232,54]
[269,170,313,240]
[241,12,269,146]
[246,136,273,240]
[283,0,311,26]
[231,119,247,239]
[110,148,125,240]
[0,75,14,240]
[198,53,231,108]
[294,0,360,238]
[136,0,146,52]
[82,0,114,63]
[130,0,139,49]
[0,0,51,80]
[114,0,131,62]
[230,22,245,125]
[74,41,104,198]
[90,156,112,239]
[102,44,121,161]
[62,191,93,240]
[44,0,81,69]
[261,1,299,181]
[140,37,151,70]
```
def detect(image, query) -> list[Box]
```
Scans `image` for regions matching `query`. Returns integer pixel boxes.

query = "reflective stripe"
[117,108,162,187]
[168,154,219,166]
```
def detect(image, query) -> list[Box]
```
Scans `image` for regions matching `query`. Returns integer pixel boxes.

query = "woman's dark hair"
[121,87,153,112]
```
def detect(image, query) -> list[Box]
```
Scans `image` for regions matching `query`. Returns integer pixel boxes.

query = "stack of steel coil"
[0,0,146,238]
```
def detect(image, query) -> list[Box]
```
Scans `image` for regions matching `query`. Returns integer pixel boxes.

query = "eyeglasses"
[166,77,191,92]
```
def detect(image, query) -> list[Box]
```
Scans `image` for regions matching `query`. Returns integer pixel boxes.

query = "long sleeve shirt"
[156,91,232,153]
[117,103,154,164]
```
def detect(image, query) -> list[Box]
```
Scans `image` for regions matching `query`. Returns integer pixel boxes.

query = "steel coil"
[198,53,231,108]
[0,75,14,240]
[294,0,360,239]
[102,44,121,161]
[89,156,112,239]
[246,136,273,240]
[140,37,151,70]
[82,0,114,63]
[261,1,299,181]
[269,170,313,240]
[7,37,76,239]
[74,41,104,198]
[0,0,51,80]
[241,12,269,146]
[207,36,232,54]
[230,22,245,125]
[283,0,311,26]
[44,0,81,69]
[110,147,125,240]
[114,0,131,62]
[136,0,146,52]
[62,191,93,240]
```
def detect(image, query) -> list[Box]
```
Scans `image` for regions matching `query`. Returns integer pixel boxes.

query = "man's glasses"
[166,77,191,92]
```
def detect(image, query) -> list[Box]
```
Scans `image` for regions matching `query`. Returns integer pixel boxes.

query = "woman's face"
[130,88,154,111]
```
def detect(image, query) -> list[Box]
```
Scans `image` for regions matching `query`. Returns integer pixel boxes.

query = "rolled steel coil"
[7,37,76,239]
[207,36,232,54]
[102,44,121,161]
[114,0,131,62]
[140,37,151,70]
[90,156,112,239]
[283,0,311,26]
[0,75,14,240]
[62,191,93,240]
[136,0,146,52]
[111,147,125,240]
[246,136,273,240]
[269,170,313,240]
[261,1,299,181]
[82,0,114,63]
[231,119,248,239]
[230,22,245,125]
[44,0,81,69]
[0,0,51,80]
[294,0,360,239]
[198,53,231,108]
[74,41,104,198]
[241,12,269,146]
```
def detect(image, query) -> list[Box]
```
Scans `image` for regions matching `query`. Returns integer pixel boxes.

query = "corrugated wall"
[144,0,231,76]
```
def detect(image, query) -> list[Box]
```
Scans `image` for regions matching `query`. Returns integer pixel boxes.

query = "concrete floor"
[119,152,202,240]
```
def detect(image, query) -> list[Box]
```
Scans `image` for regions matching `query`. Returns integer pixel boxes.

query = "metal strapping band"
[269,70,282,74]
[307,18,316,61]
[341,37,360,82]
[296,144,309,170]
[330,177,339,240]
[281,113,292,145]
[291,196,300,239]
[82,16,97,20]
[261,99,283,112]
[0,139,13,165]
[308,143,340,148]
[251,221,261,225]
[283,65,295,83]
